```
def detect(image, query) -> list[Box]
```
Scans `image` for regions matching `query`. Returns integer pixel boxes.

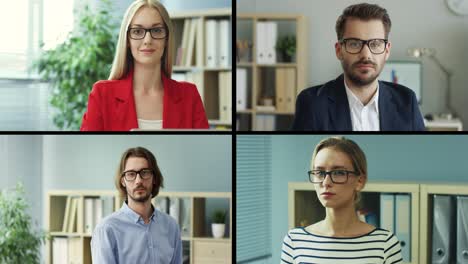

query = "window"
[237,136,272,263]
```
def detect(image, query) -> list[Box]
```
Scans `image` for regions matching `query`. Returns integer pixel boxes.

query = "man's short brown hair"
[115,147,164,200]
[335,3,392,40]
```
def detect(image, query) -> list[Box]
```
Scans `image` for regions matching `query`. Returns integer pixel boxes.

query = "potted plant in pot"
[32,0,117,130]
[0,183,47,263]
[275,35,296,62]
[211,210,226,239]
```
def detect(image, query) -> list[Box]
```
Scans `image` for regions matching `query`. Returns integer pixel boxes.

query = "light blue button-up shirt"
[91,202,182,264]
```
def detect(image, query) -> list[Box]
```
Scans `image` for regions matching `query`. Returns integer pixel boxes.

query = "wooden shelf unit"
[170,8,232,130]
[288,182,420,264]
[46,190,232,264]
[419,184,468,264]
[236,13,307,131]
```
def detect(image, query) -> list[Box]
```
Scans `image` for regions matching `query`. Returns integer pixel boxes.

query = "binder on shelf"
[380,193,395,232]
[432,195,455,264]
[218,71,232,123]
[265,22,277,64]
[236,68,247,111]
[456,196,468,264]
[177,18,191,66]
[218,19,230,68]
[84,198,94,234]
[285,68,296,112]
[205,19,218,68]
[275,68,296,112]
[395,194,411,262]
[52,237,68,263]
[256,22,266,64]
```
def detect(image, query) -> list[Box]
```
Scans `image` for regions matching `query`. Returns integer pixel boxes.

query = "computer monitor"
[380,61,422,103]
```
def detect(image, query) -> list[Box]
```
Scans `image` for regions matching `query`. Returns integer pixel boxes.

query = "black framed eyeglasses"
[128,27,167,40]
[121,169,154,181]
[308,170,359,184]
[340,38,388,54]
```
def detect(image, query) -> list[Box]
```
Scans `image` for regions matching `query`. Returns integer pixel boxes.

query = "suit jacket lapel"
[379,82,397,131]
[327,75,352,130]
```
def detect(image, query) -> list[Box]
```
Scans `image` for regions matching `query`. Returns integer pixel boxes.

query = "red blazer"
[80,70,209,131]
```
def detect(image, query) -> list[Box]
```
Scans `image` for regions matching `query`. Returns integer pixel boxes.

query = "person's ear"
[121,178,126,188]
[355,174,366,191]
[335,42,343,61]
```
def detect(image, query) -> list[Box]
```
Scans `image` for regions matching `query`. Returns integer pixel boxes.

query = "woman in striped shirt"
[281,137,403,264]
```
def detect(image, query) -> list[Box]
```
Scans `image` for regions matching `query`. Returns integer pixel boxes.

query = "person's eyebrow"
[131,23,163,27]
[313,165,347,170]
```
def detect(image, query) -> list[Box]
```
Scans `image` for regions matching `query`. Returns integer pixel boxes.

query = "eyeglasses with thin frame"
[340,38,388,54]
[128,27,167,40]
[308,169,359,184]
[121,168,154,181]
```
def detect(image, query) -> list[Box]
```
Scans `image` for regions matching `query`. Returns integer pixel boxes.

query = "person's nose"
[134,173,144,184]
[321,173,333,187]
[359,43,373,60]
[143,31,153,45]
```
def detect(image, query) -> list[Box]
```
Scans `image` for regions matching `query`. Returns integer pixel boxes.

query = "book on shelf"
[67,198,78,233]
[62,196,72,232]
[176,18,203,67]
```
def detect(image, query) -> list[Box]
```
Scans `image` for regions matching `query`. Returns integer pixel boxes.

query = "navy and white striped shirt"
[281,227,403,264]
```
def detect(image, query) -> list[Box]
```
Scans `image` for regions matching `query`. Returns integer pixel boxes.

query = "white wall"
[238,0,468,128]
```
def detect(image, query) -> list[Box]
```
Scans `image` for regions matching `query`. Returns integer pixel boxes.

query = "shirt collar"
[344,78,380,113]
[121,200,157,224]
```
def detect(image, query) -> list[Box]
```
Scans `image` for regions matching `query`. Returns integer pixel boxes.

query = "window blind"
[237,135,272,263]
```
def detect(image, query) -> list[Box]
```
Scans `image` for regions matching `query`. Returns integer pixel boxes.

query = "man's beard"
[128,186,151,203]
[341,59,381,86]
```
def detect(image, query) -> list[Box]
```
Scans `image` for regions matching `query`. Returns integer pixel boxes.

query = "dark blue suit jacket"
[291,74,425,131]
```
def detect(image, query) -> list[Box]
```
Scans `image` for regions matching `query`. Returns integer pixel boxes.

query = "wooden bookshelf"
[236,13,307,131]
[46,190,232,264]
[288,182,420,264]
[170,8,232,130]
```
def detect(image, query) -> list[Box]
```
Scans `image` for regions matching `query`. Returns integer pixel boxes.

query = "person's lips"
[140,49,155,54]
[356,63,374,69]
[321,192,336,198]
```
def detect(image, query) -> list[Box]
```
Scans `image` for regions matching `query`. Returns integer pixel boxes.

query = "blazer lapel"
[378,82,398,131]
[162,74,183,128]
[113,70,138,129]
[327,75,352,131]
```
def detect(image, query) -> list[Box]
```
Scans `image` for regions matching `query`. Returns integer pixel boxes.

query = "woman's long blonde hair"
[108,0,173,80]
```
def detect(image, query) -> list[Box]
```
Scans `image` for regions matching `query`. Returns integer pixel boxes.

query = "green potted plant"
[211,210,226,238]
[0,183,47,263]
[32,0,117,130]
[275,35,296,62]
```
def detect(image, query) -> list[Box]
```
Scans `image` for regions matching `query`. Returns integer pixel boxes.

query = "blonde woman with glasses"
[281,137,403,264]
[81,0,208,131]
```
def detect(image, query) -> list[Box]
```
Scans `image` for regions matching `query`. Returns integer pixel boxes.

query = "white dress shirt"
[344,79,380,131]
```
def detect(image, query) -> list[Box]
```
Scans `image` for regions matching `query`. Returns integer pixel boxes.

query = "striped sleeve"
[384,233,403,264]
[280,232,294,264]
